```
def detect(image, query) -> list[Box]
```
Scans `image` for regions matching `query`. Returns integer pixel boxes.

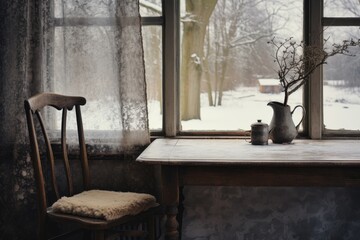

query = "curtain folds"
[0,0,149,238]
[0,1,44,238]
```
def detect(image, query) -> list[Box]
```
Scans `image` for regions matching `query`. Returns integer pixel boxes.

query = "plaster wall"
[182,186,360,240]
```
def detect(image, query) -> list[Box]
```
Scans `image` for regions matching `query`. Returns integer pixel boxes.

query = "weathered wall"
[182,186,360,240]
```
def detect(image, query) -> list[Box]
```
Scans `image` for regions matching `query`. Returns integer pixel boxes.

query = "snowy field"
[61,85,360,132]
[148,85,360,131]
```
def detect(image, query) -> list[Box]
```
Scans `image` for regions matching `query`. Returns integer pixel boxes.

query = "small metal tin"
[251,120,269,145]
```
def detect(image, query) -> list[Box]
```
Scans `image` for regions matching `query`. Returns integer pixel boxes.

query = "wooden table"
[136,138,360,240]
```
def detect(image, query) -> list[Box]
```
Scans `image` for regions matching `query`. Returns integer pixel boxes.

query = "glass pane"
[142,26,163,131]
[140,0,162,17]
[180,0,303,131]
[324,0,360,17]
[323,27,360,130]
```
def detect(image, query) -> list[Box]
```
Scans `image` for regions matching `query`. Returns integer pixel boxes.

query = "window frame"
[51,0,360,139]
[162,0,179,137]
[306,0,360,139]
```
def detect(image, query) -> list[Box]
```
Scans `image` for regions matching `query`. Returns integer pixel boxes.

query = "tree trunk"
[217,47,230,106]
[204,58,214,106]
[204,26,214,107]
[180,0,217,120]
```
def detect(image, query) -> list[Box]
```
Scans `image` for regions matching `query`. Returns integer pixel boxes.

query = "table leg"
[177,186,185,239]
[161,166,179,240]
[165,205,179,240]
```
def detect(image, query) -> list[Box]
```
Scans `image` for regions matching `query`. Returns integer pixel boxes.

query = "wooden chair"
[24,93,161,240]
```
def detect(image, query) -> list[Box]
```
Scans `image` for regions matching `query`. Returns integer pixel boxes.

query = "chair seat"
[47,204,162,231]
[51,190,159,221]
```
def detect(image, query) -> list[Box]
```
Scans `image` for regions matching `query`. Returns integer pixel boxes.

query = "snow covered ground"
[148,85,360,131]
[61,85,360,132]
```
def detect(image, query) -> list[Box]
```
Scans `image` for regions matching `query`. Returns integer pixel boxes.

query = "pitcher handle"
[291,105,306,130]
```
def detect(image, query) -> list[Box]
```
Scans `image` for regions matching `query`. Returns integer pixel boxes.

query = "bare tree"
[329,0,360,17]
[180,0,299,119]
[208,0,283,106]
[204,26,214,106]
[269,37,360,106]
[180,0,217,120]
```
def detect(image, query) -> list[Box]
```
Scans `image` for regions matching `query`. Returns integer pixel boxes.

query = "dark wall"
[182,186,360,240]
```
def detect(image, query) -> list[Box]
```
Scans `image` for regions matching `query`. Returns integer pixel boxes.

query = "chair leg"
[93,230,105,240]
[146,217,156,240]
[82,230,91,240]
[38,223,46,240]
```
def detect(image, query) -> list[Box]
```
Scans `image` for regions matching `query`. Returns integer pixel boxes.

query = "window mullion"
[306,0,323,139]
[323,17,360,26]
[163,0,179,137]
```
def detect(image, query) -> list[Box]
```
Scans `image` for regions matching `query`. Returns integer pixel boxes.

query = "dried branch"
[268,37,360,106]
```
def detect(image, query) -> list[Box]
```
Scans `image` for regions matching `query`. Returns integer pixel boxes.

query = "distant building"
[258,78,282,93]
[324,79,345,86]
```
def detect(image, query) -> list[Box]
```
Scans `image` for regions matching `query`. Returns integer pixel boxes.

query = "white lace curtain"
[50,0,150,151]
[0,0,150,152]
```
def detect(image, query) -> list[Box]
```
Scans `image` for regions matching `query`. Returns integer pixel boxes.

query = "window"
[140,1,163,131]
[323,1,360,134]
[142,25,163,131]
[178,0,303,132]
[157,0,360,138]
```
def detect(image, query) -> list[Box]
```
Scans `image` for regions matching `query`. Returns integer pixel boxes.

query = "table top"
[136,138,360,167]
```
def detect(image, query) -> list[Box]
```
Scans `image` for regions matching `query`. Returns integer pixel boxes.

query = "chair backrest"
[24,93,90,216]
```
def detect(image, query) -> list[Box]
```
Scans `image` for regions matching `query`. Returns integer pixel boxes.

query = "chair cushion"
[51,190,158,221]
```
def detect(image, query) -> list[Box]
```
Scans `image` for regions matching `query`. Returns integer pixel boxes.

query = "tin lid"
[251,119,268,128]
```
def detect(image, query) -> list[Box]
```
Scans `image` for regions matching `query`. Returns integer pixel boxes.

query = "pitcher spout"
[267,101,285,109]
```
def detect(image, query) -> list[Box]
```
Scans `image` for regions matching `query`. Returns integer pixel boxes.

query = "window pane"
[179,0,303,131]
[324,0,360,17]
[140,0,162,17]
[142,26,163,131]
[323,27,360,131]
